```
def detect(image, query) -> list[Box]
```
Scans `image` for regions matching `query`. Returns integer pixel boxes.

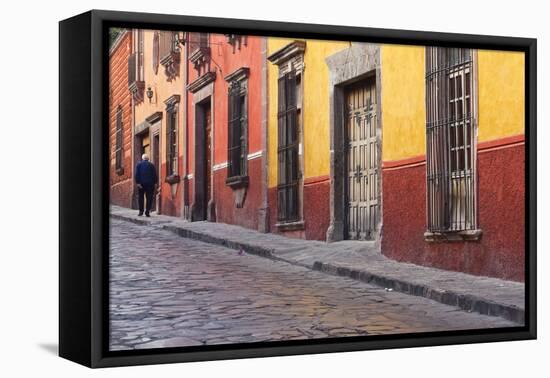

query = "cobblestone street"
[109,218,515,351]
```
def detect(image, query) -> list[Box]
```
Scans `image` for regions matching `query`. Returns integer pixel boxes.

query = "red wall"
[213,159,262,230]
[211,35,264,162]
[268,177,330,241]
[381,139,525,282]
[109,32,134,209]
[185,34,264,229]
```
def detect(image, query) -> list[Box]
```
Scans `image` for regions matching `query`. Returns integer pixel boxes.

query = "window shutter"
[166,111,173,176]
[138,30,144,81]
[286,71,299,220]
[175,111,178,174]
[227,87,234,177]
[239,95,247,176]
[115,108,123,170]
[228,84,242,178]
[152,32,159,74]
[277,75,287,221]
[277,71,300,222]
[234,91,242,176]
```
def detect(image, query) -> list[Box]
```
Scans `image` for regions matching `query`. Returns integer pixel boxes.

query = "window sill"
[115,167,124,176]
[276,220,305,232]
[165,174,180,185]
[424,229,482,242]
[226,175,249,189]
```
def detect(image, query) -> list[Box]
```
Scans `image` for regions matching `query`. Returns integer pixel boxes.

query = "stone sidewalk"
[110,205,525,324]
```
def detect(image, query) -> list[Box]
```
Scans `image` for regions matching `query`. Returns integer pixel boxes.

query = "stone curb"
[110,213,154,226]
[111,213,524,325]
[161,224,275,259]
[311,262,524,324]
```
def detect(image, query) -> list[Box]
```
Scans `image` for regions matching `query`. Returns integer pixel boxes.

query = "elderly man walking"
[135,153,158,217]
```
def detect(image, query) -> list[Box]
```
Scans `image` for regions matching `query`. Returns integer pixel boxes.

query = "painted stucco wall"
[380,44,426,163]
[379,47,526,281]
[109,31,134,208]
[477,50,525,142]
[134,29,185,169]
[267,38,348,188]
[380,47,525,163]
[134,29,186,216]
[211,34,264,164]
[209,34,265,230]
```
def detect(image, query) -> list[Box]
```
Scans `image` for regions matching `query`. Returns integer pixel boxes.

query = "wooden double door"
[345,78,380,241]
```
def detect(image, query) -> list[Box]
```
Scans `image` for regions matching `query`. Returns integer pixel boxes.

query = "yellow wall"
[258,40,526,186]
[267,38,348,187]
[380,47,525,162]
[477,50,525,142]
[381,44,426,162]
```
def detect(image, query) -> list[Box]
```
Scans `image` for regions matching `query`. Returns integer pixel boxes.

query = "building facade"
[266,40,525,281]
[266,38,349,241]
[380,46,525,281]
[184,33,268,230]
[109,30,134,208]
[110,30,525,282]
[131,29,186,216]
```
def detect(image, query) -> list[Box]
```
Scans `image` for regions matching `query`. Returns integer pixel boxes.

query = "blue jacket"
[135,160,158,186]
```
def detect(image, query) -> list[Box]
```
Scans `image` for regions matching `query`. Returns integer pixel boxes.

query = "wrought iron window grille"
[115,106,124,175]
[425,47,478,237]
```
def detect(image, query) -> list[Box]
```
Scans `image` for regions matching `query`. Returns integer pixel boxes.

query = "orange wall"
[109,31,133,180]
[210,34,264,164]
[134,29,186,170]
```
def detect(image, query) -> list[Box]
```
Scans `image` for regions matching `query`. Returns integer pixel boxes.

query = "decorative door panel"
[345,79,379,240]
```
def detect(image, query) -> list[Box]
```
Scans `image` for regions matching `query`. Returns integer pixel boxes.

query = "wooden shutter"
[277,72,299,222]
[137,30,144,81]
[152,31,159,74]
[227,84,242,178]
[238,95,247,176]
[166,110,176,176]
[115,107,123,171]
[286,71,299,221]
[277,75,287,221]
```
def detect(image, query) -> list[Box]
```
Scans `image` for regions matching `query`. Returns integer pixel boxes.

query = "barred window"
[159,31,179,61]
[136,29,144,80]
[115,106,123,172]
[277,70,301,223]
[152,31,159,74]
[128,30,144,87]
[227,80,248,179]
[426,47,476,233]
[188,32,209,53]
[166,106,178,177]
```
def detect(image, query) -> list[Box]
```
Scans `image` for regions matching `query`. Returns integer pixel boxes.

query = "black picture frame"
[59,9,537,368]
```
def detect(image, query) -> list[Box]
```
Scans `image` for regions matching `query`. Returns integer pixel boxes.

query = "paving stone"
[111,205,526,324]
[109,218,516,350]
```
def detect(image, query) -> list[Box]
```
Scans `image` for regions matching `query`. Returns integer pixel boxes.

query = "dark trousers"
[138,184,155,214]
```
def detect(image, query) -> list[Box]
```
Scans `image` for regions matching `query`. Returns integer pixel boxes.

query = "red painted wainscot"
[184,33,265,230]
[268,175,331,241]
[381,135,525,282]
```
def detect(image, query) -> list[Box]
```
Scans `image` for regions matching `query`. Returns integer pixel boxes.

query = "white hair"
[142,153,149,161]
